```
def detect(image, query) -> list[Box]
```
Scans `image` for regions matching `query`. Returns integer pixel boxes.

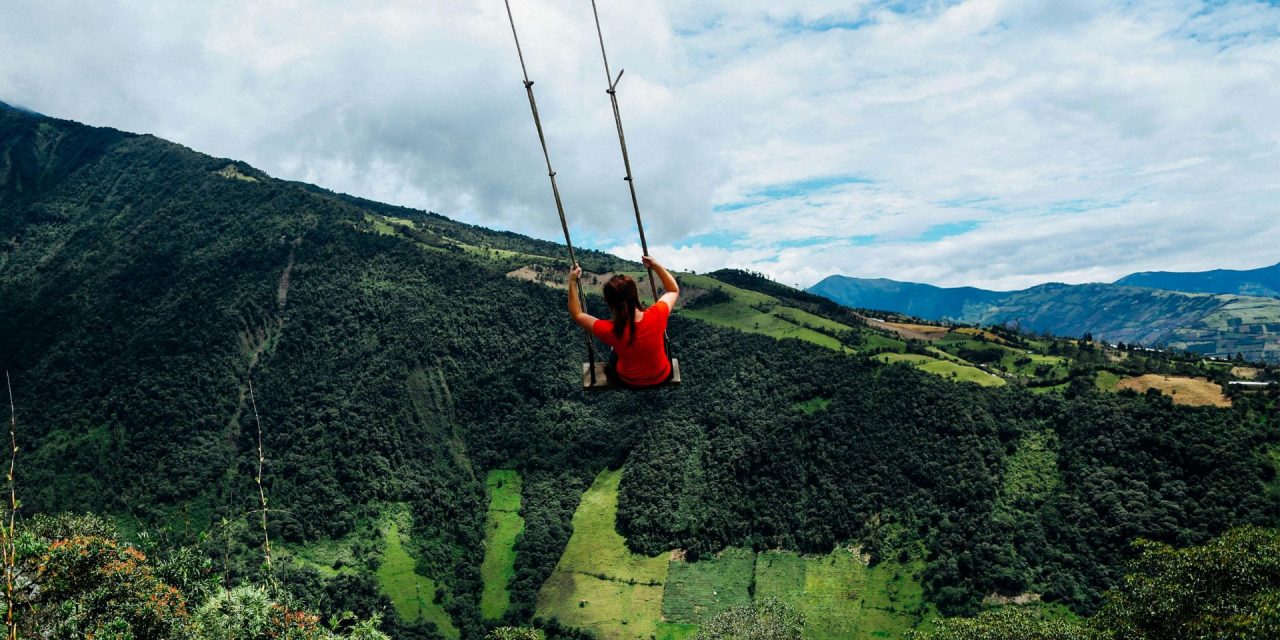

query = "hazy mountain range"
[810,263,1280,362]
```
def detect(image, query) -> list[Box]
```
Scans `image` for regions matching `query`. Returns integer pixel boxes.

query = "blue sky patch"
[916,220,979,242]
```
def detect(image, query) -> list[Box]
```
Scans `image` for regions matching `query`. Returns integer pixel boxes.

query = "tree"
[906,607,1098,640]
[696,598,804,640]
[912,527,1280,640]
[486,627,541,640]
[1093,526,1280,639]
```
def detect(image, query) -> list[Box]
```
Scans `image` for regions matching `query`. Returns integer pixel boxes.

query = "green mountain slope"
[2,106,1276,638]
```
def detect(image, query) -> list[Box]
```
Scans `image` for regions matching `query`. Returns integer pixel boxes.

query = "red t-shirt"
[592,301,672,386]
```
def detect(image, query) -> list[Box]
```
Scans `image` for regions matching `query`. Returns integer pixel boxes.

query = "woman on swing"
[568,256,679,388]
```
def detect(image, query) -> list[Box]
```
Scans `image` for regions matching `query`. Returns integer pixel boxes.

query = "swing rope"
[589,0,661,305]
[504,0,599,383]
[591,0,674,364]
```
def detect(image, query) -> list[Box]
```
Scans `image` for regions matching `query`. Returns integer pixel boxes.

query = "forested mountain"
[810,274,1280,363]
[1115,262,1279,298]
[2,105,1277,639]
[806,276,1006,320]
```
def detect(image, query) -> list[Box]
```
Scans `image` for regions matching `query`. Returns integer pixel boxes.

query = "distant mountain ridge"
[809,264,1280,362]
[1115,262,1279,298]
[803,277,1007,320]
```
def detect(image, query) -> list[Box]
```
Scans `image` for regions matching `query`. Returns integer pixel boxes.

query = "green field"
[662,547,756,625]
[754,549,933,639]
[283,531,362,579]
[874,352,938,366]
[935,334,1067,381]
[872,349,1004,387]
[678,274,853,352]
[538,469,940,639]
[378,520,459,638]
[755,550,865,639]
[863,332,908,352]
[536,468,670,639]
[917,359,1005,387]
[1095,369,1123,391]
[482,470,525,620]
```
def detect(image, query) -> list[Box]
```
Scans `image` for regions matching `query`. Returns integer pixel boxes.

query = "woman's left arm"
[568,264,597,331]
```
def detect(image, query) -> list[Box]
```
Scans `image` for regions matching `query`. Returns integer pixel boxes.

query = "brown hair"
[602,275,644,344]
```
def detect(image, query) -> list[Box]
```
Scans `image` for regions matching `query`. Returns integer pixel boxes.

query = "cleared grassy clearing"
[536,468,669,639]
[954,327,1016,345]
[753,549,932,639]
[662,547,755,625]
[875,353,937,365]
[917,359,1005,387]
[655,623,699,640]
[864,332,907,352]
[378,521,458,638]
[456,242,554,263]
[283,534,360,579]
[793,397,832,415]
[1096,370,1123,391]
[998,431,1060,508]
[936,335,1068,380]
[482,470,525,620]
[924,346,967,363]
[1116,374,1231,407]
[683,304,845,351]
[364,213,399,236]
[860,557,937,638]
[540,471,939,639]
[773,304,859,335]
[872,351,1003,386]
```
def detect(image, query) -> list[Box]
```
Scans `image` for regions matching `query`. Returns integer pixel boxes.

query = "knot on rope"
[524,80,534,88]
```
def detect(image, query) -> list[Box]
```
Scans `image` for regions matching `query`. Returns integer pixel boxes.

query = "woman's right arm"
[643,256,680,309]
[568,265,597,330]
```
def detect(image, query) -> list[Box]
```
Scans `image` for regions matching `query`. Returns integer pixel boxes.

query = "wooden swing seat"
[582,359,681,390]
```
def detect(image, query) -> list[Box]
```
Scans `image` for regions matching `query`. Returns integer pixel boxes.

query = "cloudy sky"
[2,1,1278,289]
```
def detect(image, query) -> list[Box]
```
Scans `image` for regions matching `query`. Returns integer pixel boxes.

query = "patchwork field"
[378,520,459,638]
[482,470,525,620]
[874,351,1005,387]
[662,547,755,625]
[539,469,938,639]
[954,327,1016,345]
[917,359,1005,387]
[1116,374,1231,407]
[755,549,934,640]
[535,468,671,639]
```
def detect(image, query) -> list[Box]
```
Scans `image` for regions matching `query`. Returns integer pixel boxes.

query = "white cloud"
[2,0,1277,288]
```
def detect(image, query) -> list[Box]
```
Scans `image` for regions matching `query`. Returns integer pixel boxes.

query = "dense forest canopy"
[1,105,1277,638]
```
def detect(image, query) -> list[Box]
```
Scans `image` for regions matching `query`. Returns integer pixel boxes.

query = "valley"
[1,105,1276,639]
